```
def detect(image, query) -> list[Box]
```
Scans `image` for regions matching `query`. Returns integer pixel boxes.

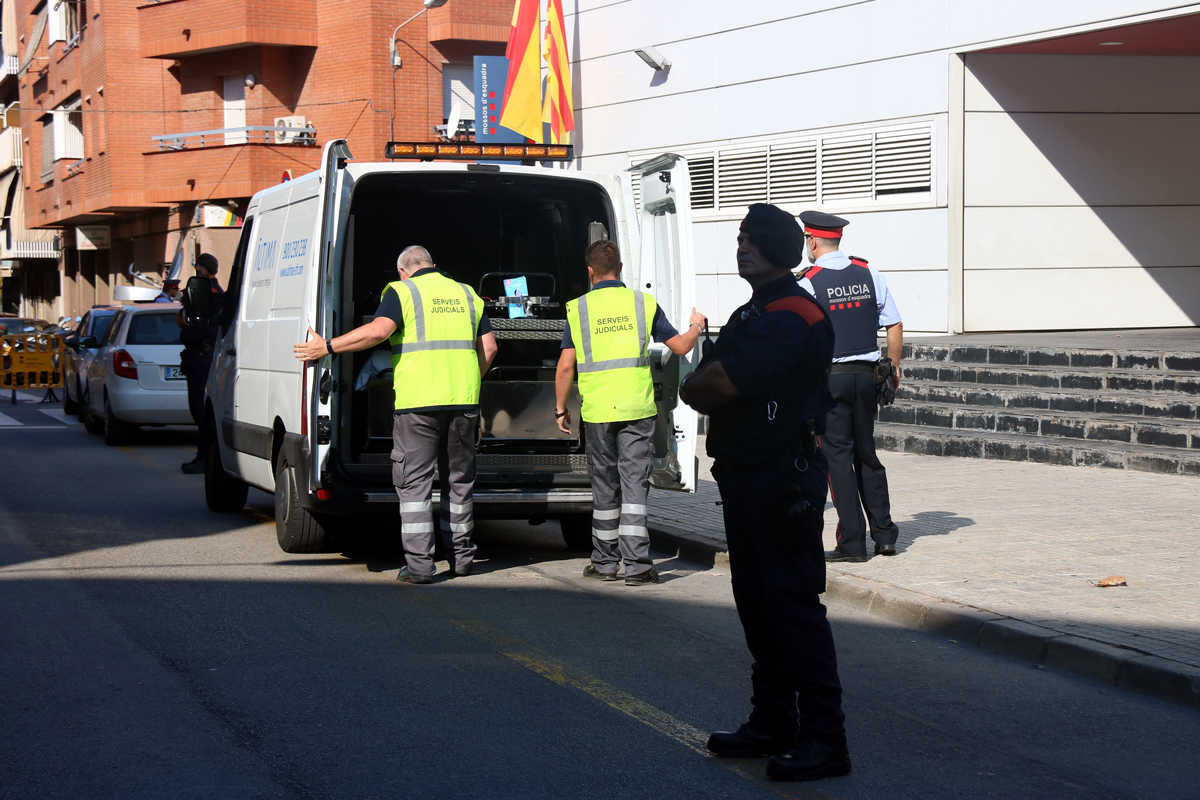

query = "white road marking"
[39,408,79,425]
[0,412,21,426]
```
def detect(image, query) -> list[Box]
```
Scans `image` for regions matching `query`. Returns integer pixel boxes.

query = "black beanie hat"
[739,203,803,270]
[196,253,219,274]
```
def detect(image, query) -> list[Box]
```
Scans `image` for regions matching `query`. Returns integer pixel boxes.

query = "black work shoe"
[824,548,868,563]
[766,739,852,782]
[625,567,660,586]
[706,724,793,758]
[874,542,897,556]
[398,567,434,585]
[180,458,205,474]
[583,564,618,582]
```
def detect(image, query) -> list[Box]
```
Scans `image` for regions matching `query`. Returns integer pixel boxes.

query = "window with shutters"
[626,119,935,217]
[40,115,53,183]
[53,95,84,161]
[65,0,87,46]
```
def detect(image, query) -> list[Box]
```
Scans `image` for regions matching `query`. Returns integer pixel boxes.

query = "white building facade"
[565,1,1200,333]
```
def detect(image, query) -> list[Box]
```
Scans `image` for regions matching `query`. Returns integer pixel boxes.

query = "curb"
[648,524,1200,711]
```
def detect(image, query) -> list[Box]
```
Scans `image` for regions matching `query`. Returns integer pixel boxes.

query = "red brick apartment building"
[1,0,507,319]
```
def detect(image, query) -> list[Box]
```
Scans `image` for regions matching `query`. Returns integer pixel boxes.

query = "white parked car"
[82,303,193,445]
[63,306,119,416]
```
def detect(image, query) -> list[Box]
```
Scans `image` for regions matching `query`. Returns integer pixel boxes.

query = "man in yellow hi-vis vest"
[554,240,706,585]
[294,246,498,583]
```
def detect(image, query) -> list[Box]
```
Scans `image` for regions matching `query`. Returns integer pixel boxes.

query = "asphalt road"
[2,408,1198,799]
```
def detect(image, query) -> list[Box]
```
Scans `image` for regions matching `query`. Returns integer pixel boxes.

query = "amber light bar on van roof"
[384,141,574,161]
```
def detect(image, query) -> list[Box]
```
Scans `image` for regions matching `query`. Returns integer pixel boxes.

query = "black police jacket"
[180,285,224,351]
[704,274,834,466]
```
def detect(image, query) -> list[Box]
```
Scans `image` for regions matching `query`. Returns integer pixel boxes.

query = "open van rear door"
[629,154,698,492]
[309,138,354,488]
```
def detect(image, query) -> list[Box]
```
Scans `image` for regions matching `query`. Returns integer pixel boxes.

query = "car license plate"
[163,366,185,380]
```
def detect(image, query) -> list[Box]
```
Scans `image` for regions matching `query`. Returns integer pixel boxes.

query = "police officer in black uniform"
[179,253,224,474]
[680,204,851,782]
[797,211,902,561]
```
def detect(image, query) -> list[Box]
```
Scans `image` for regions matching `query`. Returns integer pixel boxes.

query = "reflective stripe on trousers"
[583,417,655,574]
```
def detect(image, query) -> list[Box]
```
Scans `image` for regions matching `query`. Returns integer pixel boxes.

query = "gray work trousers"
[583,416,654,577]
[392,410,479,577]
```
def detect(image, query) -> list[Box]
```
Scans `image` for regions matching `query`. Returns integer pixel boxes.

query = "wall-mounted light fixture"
[634,46,670,72]
[244,74,256,89]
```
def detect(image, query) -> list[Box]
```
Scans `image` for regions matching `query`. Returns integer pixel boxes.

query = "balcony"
[138,0,317,60]
[0,54,17,89]
[0,127,22,174]
[143,125,320,203]
[426,4,509,47]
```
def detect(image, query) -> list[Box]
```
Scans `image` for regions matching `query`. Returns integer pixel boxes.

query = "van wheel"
[103,399,133,446]
[274,456,332,553]
[560,515,593,553]
[205,438,249,512]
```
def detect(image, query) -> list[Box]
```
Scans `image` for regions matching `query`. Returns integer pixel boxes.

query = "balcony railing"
[0,127,22,172]
[0,55,18,78]
[3,239,61,260]
[151,124,317,150]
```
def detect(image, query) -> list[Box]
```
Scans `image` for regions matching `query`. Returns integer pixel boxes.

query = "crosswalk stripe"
[38,409,79,426]
[0,412,22,426]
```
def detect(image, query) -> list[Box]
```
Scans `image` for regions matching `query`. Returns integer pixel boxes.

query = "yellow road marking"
[450,616,835,800]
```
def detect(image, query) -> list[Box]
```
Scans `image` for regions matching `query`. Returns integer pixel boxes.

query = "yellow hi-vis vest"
[565,286,657,423]
[383,271,483,412]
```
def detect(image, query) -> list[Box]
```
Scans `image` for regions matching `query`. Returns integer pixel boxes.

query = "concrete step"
[896,381,1200,421]
[903,362,1200,396]
[901,342,1200,373]
[875,423,1200,476]
[879,400,1200,450]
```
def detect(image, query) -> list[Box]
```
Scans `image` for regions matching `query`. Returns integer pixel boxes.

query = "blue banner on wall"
[474,55,525,143]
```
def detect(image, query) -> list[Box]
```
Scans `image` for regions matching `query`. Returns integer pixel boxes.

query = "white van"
[203,139,699,553]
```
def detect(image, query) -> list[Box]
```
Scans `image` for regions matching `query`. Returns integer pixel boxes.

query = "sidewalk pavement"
[648,439,1200,710]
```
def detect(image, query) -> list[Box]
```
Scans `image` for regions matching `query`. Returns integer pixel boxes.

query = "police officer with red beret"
[681,204,851,782]
[797,211,902,562]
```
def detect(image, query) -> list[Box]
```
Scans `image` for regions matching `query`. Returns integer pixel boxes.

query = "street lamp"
[388,0,449,69]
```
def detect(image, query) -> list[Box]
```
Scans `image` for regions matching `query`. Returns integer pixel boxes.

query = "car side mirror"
[79,336,98,349]
[184,276,215,319]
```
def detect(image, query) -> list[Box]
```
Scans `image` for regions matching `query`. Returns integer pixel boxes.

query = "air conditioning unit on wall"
[274,116,308,144]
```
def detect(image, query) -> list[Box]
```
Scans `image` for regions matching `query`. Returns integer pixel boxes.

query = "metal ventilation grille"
[875,127,932,196]
[689,156,715,209]
[626,122,932,214]
[767,143,817,205]
[629,170,642,211]
[717,147,768,210]
[820,134,873,201]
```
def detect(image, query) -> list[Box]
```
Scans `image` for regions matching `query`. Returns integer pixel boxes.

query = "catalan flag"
[499,0,543,142]
[541,0,574,145]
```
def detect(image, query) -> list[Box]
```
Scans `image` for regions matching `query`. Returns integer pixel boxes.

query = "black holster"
[874,357,897,406]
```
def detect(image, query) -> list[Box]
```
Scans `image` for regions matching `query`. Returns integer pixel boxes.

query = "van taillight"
[113,349,138,380]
